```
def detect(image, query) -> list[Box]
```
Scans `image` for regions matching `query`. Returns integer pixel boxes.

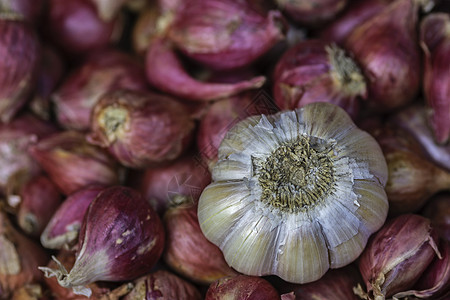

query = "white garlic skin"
[198,102,388,284]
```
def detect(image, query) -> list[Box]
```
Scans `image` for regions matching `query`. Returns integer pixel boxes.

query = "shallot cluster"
[0,0,448,299]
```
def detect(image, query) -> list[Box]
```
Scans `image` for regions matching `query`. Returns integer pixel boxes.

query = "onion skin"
[53,49,148,131]
[357,214,441,299]
[44,0,119,56]
[272,39,366,119]
[131,153,211,215]
[0,114,57,198]
[168,0,286,70]
[145,38,266,101]
[0,210,49,300]
[29,131,120,195]
[421,13,450,144]
[344,0,421,112]
[276,0,347,26]
[422,193,450,242]
[87,89,195,169]
[17,175,62,238]
[40,185,105,250]
[123,270,202,300]
[163,201,238,285]
[39,186,165,297]
[205,275,281,300]
[0,16,40,123]
[319,0,392,45]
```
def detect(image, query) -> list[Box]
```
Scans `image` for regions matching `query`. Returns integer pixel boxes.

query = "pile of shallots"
[0,0,449,299]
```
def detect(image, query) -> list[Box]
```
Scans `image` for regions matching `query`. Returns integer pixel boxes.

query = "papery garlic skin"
[198,102,388,284]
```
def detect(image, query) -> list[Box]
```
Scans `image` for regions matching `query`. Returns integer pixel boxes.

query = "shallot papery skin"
[43,0,120,56]
[390,104,450,172]
[422,193,450,242]
[0,16,40,123]
[53,49,148,131]
[17,175,62,238]
[0,0,45,23]
[392,240,450,299]
[205,275,281,300]
[0,211,49,300]
[39,186,165,297]
[0,114,57,198]
[197,91,278,169]
[276,266,362,300]
[319,0,392,45]
[123,270,202,300]
[276,0,347,26]
[131,153,211,215]
[29,131,120,195]
[40,185,105,249]
[163,202,238,285]
[145,38,266,101]
[421,13,450,144]
[168,0,286,70]
[272,39,366,119]
[357,214,441,299]
[344,0,421,112]
[29,45,66,121]
[87,89,195,168]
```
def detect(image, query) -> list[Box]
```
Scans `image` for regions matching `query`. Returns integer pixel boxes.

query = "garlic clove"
[275,217,329,283]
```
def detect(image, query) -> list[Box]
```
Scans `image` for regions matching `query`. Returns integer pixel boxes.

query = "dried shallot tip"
[43,249,114,300]
[40,185,105,250]
[344,0,422,112]
[29,45,66,121]
[319,0,392,45]
[0,15,40,123]
[90,0,129,22]
[421,13,450,144]
[164,200,237,285]
[39,186,165,297]
[277,266,363,300]
[43,0,121,56]
[167,0,286,70]
[17,175,62,238]
[0,210,49,300]
[87,90,195,169]
[0,114,57,199]
[52,49,148,131]
[199,102,388,284]
[272,40,366,119]
[275,0,347,27]
[145,38,266,101]
[390,104,450,172]
[29,131,120,195]
[391,240,450,299]
[132,1,171,56]
[422,193,450,242]
[123,270,202,300]
[0,0,45,23]
[355,214,442,300]
[205,275,281,300]
[130,153,211,215]
[370,124,450,215]
[197,91,278,170]
[10,284,45,300]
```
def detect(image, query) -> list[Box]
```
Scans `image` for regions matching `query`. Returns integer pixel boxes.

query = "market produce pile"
[0,0,449,299]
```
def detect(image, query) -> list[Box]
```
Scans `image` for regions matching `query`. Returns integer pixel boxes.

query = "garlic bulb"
[198,102,388,284]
